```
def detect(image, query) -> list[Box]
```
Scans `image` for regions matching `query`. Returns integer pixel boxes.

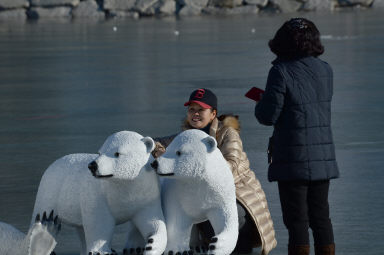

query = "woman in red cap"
[154,88,276,255]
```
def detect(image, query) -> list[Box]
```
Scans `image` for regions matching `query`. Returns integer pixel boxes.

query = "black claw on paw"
[209,245,215,250]
[89,252,92,255]
[182,251,188,255]
[195,246,200,253]
[145,246,152,251]
[168,251,174,255]
[129,248,135,254]
[42,211,48,222]
[48,210,54,220]
[175,252,181,255]
[123,248,127,255]
[35,213,40,223]
[50,252,56,255]
[136,247,142,254]
[211,237,218,243]
[148,238,154,244]
[188,250,194,255]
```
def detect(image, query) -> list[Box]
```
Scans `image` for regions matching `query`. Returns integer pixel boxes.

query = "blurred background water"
[1,9,383,255]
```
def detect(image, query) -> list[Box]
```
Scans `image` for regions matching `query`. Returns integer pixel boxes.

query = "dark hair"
[268,18,324,59]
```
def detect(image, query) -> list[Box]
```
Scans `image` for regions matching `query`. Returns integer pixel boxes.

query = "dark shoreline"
[0,0,382,21]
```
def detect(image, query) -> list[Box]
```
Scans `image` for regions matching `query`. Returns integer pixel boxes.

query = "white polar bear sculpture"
[31,131,167,255]
[0,210,60,255]
[151,129,238,255]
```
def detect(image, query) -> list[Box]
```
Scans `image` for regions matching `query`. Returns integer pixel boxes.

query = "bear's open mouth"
[157,173,175,177]
[94,174,114,178]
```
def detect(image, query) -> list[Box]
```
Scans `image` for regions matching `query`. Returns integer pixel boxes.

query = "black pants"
[197,202,256,253]
[278,180,334,246]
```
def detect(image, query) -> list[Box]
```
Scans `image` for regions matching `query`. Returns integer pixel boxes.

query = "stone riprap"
[0,0,383,20]
[0,0,29,9]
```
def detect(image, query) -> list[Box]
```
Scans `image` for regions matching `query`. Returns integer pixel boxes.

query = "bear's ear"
[202,136,217,153]
[141,137,156,153]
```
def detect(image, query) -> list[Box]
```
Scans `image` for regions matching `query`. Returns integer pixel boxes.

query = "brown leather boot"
[315,244,335,255]
[288,244,310,255]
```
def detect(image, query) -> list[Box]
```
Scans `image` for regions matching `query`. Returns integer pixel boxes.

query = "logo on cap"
[194,89,205,99]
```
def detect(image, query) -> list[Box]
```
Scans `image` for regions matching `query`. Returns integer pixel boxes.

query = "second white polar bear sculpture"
[151,129,238,255]
[32,131,167,255]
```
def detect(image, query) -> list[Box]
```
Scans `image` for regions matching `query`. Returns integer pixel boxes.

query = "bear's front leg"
[205,208,238,255]
[82,207,116,255]
[162,202,195,255]
[132,204,167,255]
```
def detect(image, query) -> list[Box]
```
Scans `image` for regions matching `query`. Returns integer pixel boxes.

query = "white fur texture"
[0,211,60,255]
[32,131,167,255]
[154,129,238,254]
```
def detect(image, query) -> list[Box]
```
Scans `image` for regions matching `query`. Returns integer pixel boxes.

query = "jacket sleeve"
[255,65,286,126]
[219,128,243,175]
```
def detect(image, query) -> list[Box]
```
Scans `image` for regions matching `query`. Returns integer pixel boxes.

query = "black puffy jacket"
[255,56,339,182]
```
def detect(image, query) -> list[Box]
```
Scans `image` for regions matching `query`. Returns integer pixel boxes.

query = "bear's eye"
[176,151,181,156]
[114,152,120,158]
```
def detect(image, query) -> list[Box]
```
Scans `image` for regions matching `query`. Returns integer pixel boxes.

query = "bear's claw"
[88,250,118,255]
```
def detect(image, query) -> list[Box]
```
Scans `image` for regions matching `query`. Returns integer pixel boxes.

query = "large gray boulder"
[30,0,80,7]
[72,0,104,18]
[303,0,334,10]
[0,0,29,9]
[134,0,159,14]
[181,0,209,7]
[208,0,243,8]
[243,0,268,6]
[177,0,208,15]
[178,4,202,15]
[103,0,136,11]
[271,0,304,12]
[158,0,176,15]
[0,9,27,19]
[28,6,72,18]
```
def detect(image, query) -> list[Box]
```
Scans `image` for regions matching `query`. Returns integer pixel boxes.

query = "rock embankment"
[0,0,382,20]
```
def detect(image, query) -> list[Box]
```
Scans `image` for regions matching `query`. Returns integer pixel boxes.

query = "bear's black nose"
[150,160,158,170]
[88,161,98,175]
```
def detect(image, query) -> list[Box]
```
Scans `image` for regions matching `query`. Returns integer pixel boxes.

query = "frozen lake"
[1,9,384,255]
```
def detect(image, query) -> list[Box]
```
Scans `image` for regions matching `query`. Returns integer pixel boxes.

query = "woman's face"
[187,102,216,129]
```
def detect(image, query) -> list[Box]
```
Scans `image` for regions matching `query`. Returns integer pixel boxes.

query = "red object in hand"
[245,87,265,102]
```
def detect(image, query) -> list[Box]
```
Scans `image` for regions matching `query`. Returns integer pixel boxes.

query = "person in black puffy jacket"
[255,18,339,255]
